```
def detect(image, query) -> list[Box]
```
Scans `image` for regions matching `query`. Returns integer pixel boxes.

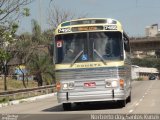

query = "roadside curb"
[0,92,57,108]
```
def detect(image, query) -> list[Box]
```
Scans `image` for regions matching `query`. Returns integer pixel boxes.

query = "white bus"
[54,18,131,110]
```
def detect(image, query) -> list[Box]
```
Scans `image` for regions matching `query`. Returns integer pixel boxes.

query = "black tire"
[75,102,82,106]
[119,100,126,108]
[127,92,131,103]
[63,103,71,111]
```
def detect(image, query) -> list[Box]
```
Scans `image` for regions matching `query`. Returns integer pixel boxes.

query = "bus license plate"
[84,82,96,88]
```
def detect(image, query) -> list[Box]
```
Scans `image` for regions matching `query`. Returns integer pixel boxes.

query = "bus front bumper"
[57,90,127,103]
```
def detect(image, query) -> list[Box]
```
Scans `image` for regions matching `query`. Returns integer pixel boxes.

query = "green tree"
[42,29,54,58]
[0,28,14,91]
[12,20,54,87]
[27,19,54,86]
[13,33,33,88]
[0,0,32,26]
[155,49,160,58]
[0,0,33,91]
[27,53,53,86]
[132,58,160,71]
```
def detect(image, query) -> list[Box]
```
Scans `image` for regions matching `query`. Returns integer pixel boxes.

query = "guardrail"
[0,85,56,101]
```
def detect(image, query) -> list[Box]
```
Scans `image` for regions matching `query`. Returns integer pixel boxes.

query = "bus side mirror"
[124,39,130,52]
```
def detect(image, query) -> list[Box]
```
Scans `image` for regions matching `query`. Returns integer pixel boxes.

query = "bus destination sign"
[58,25,117,33]
[72,26,103,32]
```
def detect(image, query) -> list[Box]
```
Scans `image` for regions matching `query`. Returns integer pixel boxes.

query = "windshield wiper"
[70,50,83,67]
[94,49,106,65]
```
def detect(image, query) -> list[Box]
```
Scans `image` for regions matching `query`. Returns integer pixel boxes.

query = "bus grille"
[55,67,127,80]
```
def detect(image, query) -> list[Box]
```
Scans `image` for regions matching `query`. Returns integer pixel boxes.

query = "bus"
[54,18,131,110]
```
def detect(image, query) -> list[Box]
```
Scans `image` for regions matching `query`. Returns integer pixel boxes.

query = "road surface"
[0,80,160,120]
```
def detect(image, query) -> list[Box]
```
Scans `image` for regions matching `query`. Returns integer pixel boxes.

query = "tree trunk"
[3,63,7,91]
[22,72,27,88]
[36,73,43,86]
[18,66,27,88]
[4,73,7,91]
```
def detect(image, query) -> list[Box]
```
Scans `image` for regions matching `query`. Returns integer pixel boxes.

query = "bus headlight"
[111,81,118,87]
[68,82,74,89]
[105,81,111,87]
[62,82,74,90]
[62,83,68,90]
[105,79,118,88]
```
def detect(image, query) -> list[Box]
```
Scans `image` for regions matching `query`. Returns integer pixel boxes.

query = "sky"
[17,0,160,37]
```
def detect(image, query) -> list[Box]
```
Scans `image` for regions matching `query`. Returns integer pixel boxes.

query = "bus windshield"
[91,32,123,61]
[55,32,123,64]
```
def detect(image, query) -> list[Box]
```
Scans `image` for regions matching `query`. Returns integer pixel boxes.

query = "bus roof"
[55,18,124,35]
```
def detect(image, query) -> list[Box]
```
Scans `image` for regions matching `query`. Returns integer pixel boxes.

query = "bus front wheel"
[119,100,126,108]
[63,103,71,111]
[127,92,131,103]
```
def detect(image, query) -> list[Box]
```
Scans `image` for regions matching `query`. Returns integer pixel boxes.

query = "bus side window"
[124,38,130,52]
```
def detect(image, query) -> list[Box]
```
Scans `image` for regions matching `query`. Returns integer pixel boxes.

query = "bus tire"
[63,103,71,111]
[127,92,131,103]
[119,100,126,108]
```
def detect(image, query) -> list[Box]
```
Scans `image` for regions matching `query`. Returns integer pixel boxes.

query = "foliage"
[31,19,42,43]
[0,0,33,26]
[0,49,11,62]
[132,58,160,71]
[23,8,30,16]
[29,20,54,86]
[14,33,34,63]
[0,0,32,63]
[0,0,33,91]
[0,27,13,65]
[27,53,54,86]
[14,20,54,86]
[155,49,160,58]
[136,77,144,81]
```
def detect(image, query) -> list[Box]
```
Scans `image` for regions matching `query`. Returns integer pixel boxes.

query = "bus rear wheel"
[63,103,71,111]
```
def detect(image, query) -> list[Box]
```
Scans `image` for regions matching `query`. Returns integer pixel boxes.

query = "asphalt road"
[0,80,160,120]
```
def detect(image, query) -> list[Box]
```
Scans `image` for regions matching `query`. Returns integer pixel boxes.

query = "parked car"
[149,74,156,80]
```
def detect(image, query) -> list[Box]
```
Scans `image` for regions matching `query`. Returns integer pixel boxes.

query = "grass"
[0,92,45,103]
[0,77,37,92]
[134,77,144,81]
[0,98,7,103]
[0,78,40,103]
[0,77,55,103]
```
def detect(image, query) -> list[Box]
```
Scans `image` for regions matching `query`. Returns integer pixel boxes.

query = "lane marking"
[135,103,139,106]
[129,110,133,113]
[127,81,156,114]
